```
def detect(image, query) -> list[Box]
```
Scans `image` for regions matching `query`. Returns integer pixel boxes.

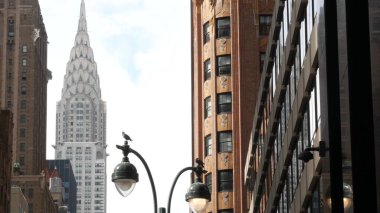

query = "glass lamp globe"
[188,198,209,212]
[326,182,353,211]
[185,181,211,212]
[114,179,137,197]
[112,161,139,197]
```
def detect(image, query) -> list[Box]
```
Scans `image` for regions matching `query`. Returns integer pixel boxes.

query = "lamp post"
[111,132,211,213]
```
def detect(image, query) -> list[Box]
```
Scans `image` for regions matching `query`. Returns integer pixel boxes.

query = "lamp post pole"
[129,148,158,213]
[167,158,207,213]
[112,132,211,213]
[113,137,158,213]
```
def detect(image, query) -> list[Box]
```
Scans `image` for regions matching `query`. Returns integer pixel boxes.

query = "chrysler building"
[54,1,107,212]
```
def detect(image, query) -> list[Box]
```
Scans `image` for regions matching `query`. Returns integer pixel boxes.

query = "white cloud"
[41,0,192,212]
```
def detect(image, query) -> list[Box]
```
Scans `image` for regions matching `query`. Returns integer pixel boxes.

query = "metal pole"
[167,167,194,213]
[130,149,158,213]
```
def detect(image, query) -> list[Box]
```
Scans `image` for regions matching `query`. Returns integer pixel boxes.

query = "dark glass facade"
[47,160,77,213]
[244,0,379,212]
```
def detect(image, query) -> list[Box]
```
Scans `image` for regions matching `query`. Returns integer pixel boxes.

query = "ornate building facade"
[190,0,274,212]
[54,1,107,212]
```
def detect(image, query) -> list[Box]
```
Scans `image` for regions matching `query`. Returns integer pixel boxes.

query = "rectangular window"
[216,17,230,38]
[217,55,231,75]
[204,59,211,81]
[8,18,15,37]
[22,45,28,53]
[204,97,212,118]
[22,71,27,80]
[218,170,233,191]
[20,128,26,137]
[218,131,232,152]
[259,15,272,35]
[260,52,266,73]
[205,135,212,156]
[28,203,33,213]
[203,22,210,43]
[22,59,27,66]
[20,156,25,166]
[20,143,25,152]
[28,188,33,198]
[20,114,26,123]
[21,86,26,95]
[217,93,232,113]
[206,173,212,192]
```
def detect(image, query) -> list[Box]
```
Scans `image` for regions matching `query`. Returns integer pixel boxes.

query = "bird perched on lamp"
[122,132,133,142]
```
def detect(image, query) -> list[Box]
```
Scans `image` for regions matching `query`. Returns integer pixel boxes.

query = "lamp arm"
[130,148,158,213]
[167,167,195,213]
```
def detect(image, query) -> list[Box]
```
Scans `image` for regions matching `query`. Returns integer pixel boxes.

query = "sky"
[39,0,193,212]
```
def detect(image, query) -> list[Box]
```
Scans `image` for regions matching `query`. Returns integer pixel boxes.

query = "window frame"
[259,14,272,36]
[217,93,232,114]
[203,22,210,43]
[204,59,211,81]
[206,173,212,192]
[205,135,212,156]
[204,96,212,118]
[218,131,232,152]
[216,17,230,38]
[216,55,231,76]
[218,170,233,192]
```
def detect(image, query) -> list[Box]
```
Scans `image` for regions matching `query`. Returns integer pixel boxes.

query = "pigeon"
[122,132,133,141]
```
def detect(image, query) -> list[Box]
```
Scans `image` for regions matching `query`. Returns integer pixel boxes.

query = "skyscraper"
[244,0,380,212]
[190,0,274,212]
[54,1,107,212]
[0,0,50,177]
[0,0,59,212]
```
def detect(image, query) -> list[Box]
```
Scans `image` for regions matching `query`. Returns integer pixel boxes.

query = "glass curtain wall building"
[244,0,379,212]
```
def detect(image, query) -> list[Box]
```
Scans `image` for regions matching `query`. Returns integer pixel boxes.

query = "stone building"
[190,0,274,212]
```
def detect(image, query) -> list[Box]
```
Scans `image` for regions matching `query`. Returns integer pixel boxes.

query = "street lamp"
[298,140,329,162]
[112,132,211,213]
[325,182,353,211]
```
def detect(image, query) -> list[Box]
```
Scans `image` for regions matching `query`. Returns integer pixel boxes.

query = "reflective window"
[259,15,272,35]
[217,93,231,113]
[204,96,212,118]
[204,22,210,43]
[216,18,230,38]
[218,170,233,191]
[204,59,211,81]
[205,135,212,156]
[217,55,231,76]
[218,131,232,152]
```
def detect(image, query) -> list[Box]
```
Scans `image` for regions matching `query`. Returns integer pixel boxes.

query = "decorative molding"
[209,0,216,9]
[221,152,229,166]
[220,37,227,52]
[221,113,228,127]
[204,43,209,55]
[220,76,228,89]
[205,118,210,131]
[210,17,215,33]
[204,80,210,94]
[32,28,40,44]
[222,192,229,204]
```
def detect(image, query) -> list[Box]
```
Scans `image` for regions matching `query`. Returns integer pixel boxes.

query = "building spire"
[78,0,87,32]
[59,0,101,107]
